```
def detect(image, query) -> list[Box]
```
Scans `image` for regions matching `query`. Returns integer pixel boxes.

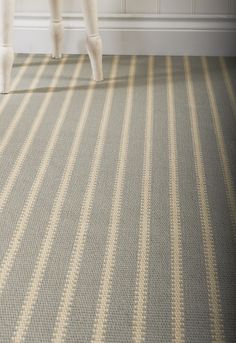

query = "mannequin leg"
[0,0,15,94]
[81,0,103,81]
[49,0,63,58]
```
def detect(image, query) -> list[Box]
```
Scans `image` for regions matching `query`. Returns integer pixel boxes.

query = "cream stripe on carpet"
[0,56,84,296]
[0,54,33,118]
[184,56,224,343]
[167,56,185,343]
[52,56,119,342]
[219,57,236,120]
[0,56,50,155]
[92,55,136,343]
[201,57,236,238]
[132,55,153,343]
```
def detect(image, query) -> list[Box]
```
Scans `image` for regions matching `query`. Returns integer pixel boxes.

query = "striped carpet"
[0,54,235,343]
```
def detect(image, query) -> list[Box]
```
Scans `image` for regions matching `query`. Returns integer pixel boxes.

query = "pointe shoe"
[51,21,64,59]
[0,46,14,94]
[86,35,103,82]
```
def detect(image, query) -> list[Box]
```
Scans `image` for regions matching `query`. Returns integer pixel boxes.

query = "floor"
[0,54,235,342]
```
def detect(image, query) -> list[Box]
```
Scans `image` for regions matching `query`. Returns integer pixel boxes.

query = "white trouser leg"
[82,0,103,81]
[49,0,63,59]
[0,0,14,94]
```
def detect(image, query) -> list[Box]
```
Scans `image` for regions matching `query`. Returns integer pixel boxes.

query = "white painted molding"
[13,13,236,55]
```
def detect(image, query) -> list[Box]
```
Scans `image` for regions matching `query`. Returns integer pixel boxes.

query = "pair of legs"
[0,0,103,94]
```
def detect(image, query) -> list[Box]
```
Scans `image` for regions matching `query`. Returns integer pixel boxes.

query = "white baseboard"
[13,13,236,56]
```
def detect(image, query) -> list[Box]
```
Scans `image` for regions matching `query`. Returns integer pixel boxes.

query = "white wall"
[15,0,236,14]
[14,0,236,55]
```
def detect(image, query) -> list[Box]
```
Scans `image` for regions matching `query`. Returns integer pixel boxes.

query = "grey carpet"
[0,54,235,342]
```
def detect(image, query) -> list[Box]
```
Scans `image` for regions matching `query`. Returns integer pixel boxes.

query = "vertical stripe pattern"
[0,55,50,155]
[91,55,136,342]
[219,57,236,120]
[166,56,185,343]
[0,56,85,296]
[0,56,68,212]
[0,54,235,343]
[132,56,153,342]
[201,57,236,238]
[52,56,119,342]
[184,56,225,342]
[12,67,96,342]
[0,54,33,118]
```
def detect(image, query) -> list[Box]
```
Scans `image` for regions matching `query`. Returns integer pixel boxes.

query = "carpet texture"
[0,54,235,342]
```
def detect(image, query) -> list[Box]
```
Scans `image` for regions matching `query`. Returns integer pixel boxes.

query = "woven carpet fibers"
[0,54,236,342]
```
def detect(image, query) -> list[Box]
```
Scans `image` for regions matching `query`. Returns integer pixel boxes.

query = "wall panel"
[195,0,230,14]
[126,0,157,13]
[160,0,192,14]
[15,0,233,15]
[231,0,236,14]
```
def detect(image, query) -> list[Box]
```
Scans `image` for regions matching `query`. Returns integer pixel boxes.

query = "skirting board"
[13,13,236,56]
